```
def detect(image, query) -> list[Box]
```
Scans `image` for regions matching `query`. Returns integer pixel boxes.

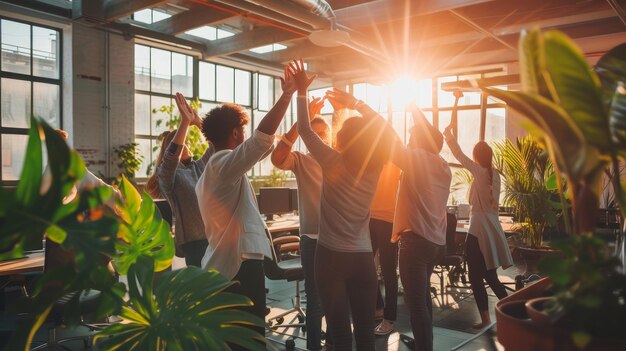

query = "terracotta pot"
[525,296,555,327]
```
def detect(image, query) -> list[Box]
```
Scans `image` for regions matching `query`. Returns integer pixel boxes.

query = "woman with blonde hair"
[146,93,213,267]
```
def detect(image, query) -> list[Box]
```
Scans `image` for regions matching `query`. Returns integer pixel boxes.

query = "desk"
[0,251,44,277]
[266,214,300,234]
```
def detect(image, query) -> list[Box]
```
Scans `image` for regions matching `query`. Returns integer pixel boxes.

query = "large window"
[1,17,61,183]
[134,44,193,177]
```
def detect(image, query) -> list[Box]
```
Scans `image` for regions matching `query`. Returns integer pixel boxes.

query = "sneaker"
[374,319,395,336]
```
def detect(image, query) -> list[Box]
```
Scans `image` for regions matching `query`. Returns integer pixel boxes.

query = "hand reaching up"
[175,93,201,127]
[289,58,316,95]
[308,97,325,119]
[280,65,297,95]
[325,88,359,110]
[443,125,454,140]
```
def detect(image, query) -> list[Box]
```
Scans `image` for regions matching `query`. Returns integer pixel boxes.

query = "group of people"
[146,59,514,351]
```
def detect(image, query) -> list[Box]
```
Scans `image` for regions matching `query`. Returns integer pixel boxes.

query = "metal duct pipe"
[245,0,332,29]
[290,0,336,25]
[210,0,316,33]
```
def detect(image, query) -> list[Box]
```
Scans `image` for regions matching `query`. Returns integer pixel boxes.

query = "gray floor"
[2,255,521,350]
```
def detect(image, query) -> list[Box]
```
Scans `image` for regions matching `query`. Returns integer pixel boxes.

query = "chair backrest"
[445,212,459,256]
[263,228,286,280]
[154,199,173,228]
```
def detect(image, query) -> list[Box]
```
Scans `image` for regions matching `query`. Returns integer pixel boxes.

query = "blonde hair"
[146,130,177,199]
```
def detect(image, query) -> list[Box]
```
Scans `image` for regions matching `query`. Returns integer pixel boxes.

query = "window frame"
[1,15,63,185]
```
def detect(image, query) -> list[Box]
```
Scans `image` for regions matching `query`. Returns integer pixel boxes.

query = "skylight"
[250,43,287,54]
[133,9,171,24]
[185,26,236,40]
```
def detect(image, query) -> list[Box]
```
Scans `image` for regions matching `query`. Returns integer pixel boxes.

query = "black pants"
[399,233,446,351]
[315,244,377,351]
[466,234,508,311]
[225,259,266,351]
[181,239,209,267]
[369,218,398,321]
[300,236,324,350]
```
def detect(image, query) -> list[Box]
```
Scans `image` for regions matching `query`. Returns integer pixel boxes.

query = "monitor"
[258,187,292,221]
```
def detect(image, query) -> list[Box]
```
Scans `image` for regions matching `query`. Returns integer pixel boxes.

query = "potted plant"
[493,136,562,275]
[1,117,266,351]
[483,27,626,350]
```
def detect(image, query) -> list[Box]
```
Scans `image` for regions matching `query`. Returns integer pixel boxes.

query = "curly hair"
[201,103,250,147]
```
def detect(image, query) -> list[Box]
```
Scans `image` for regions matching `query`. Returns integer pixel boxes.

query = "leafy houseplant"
[148,98,208,176]
[485,28,626,350]
[1,117,265,351]
[493,136,561,249]
[113,142,143,181]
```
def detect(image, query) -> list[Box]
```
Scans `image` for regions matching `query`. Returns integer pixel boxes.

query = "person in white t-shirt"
[195,65,297,349]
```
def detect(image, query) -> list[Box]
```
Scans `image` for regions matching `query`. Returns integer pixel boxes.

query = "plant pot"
[496,277,626,351]
[525,296,555,327]
[515,246,559,276]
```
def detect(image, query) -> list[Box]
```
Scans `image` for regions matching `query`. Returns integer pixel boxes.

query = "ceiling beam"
[203,26,303,57]
[335,0,496,27]
[259,41,349,62]
[104,0,170,21]
[106,22,207,51]
[150,7,235,35]
[449,9,516,50]
[606,0,626,26]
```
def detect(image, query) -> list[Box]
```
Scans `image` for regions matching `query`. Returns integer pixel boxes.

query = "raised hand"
[175,93,201,127]
[289,58,316,95]
[280,65,297,95]
[325,87,358,110]
[308,96,325,119]
[443,125,454,140]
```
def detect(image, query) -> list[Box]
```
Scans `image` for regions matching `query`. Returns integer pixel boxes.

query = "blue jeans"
[399,233,445,351]
[301,235,323,350]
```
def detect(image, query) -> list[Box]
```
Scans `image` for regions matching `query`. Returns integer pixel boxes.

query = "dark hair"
[336,117,393,174]
[201,103,249,147]
[473,141,498,210]
[410,125,443,153]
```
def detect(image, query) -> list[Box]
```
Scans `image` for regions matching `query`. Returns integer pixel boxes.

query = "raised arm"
[257,66,297,136]
[443,126,483,175]
[292,59,337,165]
[271,97,324,169]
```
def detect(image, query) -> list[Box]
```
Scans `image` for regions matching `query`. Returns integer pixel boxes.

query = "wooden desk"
[0,251,44,277]
[266,215,300,234]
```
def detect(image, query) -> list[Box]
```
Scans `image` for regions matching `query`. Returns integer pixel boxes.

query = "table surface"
[266,214,300,234]
[0,251,44,277]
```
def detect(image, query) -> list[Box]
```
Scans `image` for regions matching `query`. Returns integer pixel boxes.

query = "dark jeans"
[315,244,377,351]
[466,234,508,311]
[399,233,446,351]
[370,218,398,321]
[181,239,208,267]
[300,236,324,350]
[225,259,266,351]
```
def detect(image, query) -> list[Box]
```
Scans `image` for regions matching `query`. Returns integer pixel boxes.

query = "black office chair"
[264,229,305,330]
[432,213,467,305]
[30,240,112,350]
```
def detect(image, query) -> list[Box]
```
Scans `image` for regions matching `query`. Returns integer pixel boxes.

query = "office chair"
[432,213,468,305]
[264,229,305,331]
[30,240,113,350]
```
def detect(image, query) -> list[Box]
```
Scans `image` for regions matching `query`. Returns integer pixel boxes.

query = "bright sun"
[391,76,418,110]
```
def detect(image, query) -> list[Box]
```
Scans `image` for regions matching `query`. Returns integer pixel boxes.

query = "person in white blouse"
[443,126,514,329]
[195,65,297,349]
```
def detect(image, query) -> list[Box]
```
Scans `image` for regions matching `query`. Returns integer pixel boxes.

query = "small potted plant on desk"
[483,28,626,350]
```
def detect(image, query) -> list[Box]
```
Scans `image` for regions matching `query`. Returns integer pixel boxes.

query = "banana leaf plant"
[1,117,265,351]
[482,28,626,348]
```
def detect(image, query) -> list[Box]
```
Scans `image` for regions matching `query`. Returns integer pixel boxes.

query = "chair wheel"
[286,338,295,350]
[297,315,304,323]
[276,317,284,324]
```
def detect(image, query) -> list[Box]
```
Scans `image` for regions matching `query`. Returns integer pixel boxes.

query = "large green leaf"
[608,82,626,150]
[595,42,626,112]
[542,31,610,150]
[519,27,552,99]
[113,177,174,275]
[484,88,603,182]
[96,258,266,351]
